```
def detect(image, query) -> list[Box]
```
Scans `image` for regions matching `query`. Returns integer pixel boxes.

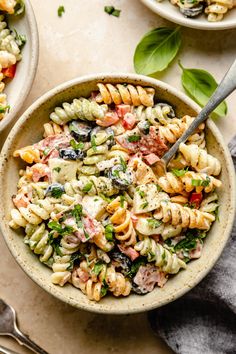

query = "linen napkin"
[148,136,236,354]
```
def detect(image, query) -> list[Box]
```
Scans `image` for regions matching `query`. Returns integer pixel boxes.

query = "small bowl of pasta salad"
[0,73,235,314]
[0,0,38,132]
[140,0,236,30]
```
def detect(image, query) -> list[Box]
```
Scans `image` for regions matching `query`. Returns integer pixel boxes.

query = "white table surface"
[0,1,236,353]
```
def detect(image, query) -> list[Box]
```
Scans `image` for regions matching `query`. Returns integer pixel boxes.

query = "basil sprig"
[134,27,181,75]
[179,61,227,117]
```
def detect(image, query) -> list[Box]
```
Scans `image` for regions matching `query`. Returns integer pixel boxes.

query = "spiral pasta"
[135,238,186,274]
[24,223,53,263]
[179,143,221,176]
[43,121,70,137]
[13,145,41,164]
[0,15,21,60]
[0,0,16,14]
[107,197,137,246]
[158,171,222,194]
[205,0,234,21]
[50,98,108,125]
[95,83,155,107]
[154,200,215,230]
[134,103,175,125]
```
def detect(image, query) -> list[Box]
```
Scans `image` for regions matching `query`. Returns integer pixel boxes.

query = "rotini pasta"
[10,83,221,301]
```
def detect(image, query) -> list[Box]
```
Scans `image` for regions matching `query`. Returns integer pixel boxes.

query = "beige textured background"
[0,1,236,353]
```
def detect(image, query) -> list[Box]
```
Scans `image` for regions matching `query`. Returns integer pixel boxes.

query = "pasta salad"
[0,0,25,121]
[10,83,221,301]
[157,0,236,22]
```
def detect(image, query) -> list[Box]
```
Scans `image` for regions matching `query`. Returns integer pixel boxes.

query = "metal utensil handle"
[163,58,236,165]
[0,345,19,354]
[12,327,48,354]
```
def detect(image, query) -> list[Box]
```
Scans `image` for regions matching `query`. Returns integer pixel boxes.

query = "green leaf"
[179,62,227,117]
[128,135,141,142]
[104,6,121,17]
[172,167,189,177]
[70,139,84,150]
[147,219,162,229]
[14,0,25,15]
[93,262,105,276]
[58,5,65,17]
[134,27,181,75]
[82,182,93,193]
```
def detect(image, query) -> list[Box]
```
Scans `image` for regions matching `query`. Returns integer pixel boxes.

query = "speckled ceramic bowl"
[0,74,235,314]
[140,0,236,30]
[0,0,39,132]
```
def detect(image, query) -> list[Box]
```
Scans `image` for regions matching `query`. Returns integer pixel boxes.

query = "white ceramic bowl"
[141,0,236,30]
[0,0,39,132]
[0,73,235,314]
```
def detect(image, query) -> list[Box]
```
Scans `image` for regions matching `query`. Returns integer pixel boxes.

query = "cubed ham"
[77,267,90,282]
[116,104,131,118]
[34,134,71,151]
[189,240,203,259]
[133,265,167,293]
[122,113,136,130]
[143,153,160,165]
[118,245,140,261]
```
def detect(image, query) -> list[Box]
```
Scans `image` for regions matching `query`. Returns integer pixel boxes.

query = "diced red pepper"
[143,153,160,165]
[122,113,136,130]
[2,64,17,79]
[189,192,203,209]
[116,104,131,118]
[96,112,119,127]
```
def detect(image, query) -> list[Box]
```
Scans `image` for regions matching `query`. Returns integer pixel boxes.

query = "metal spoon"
[156,58,236,175]
[0,344,19,354]
[0,299,48,354]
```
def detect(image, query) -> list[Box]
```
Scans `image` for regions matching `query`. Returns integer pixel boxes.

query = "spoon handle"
[0,345,19,354]
[163,58,236,165]
[12,327,48,354]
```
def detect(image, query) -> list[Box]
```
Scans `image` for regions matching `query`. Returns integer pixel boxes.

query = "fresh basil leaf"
[147,218,162,229]
[93,261,104,276]
[104,6,121,17]
[127,257,146,277]
[82,182,93,193]
[134,27,181,75]
[179,62,227,117]
[67,254,80,271]
[128,135,141,142]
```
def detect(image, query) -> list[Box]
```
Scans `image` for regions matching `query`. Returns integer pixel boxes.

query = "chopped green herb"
[104,6,121,17]
[54,243,63,256]
[162,251,166,261]
[0,105,10,114]
[67,254,80,271]
[53,167,61,173]
[91,135,97,151]
[43,148,50,156]
[119,157,127,171]
[50,186,64,199]
[71,204,83,227]
[138,190,145,198]
[174,229,205,252]
[127,257,146,277]
[191,176,211,187]
[12,29,26,48]
[101,279,109,297]
[141,201,148,209]
[82,182,93,193]
[120,195,125,208]
[147,218,162,229]
[201,176,211,187]
[128,135,141,143]
[172,167,189,177]
[14,0,25,15]
[70,139,84,150]
[156,184,162,192]
[93,261,104,276]
[105,224,114,241]
[58,5,65,17]
[83,229,90,239]
[48,221,73,235]
[99,194,114,203]
[214,205,220,221]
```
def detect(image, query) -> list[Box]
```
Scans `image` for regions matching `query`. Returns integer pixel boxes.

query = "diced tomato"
[96,112,119,127]
[116,104,131,118]
[189,192,203,209]
[122,113,136,130]
[2,64,16,79]
[143,153,160,165]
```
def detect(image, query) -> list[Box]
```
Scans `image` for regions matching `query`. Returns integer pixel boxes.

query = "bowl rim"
[0,0,39,132]
[140,0,236,30]
[0,73,235,314]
